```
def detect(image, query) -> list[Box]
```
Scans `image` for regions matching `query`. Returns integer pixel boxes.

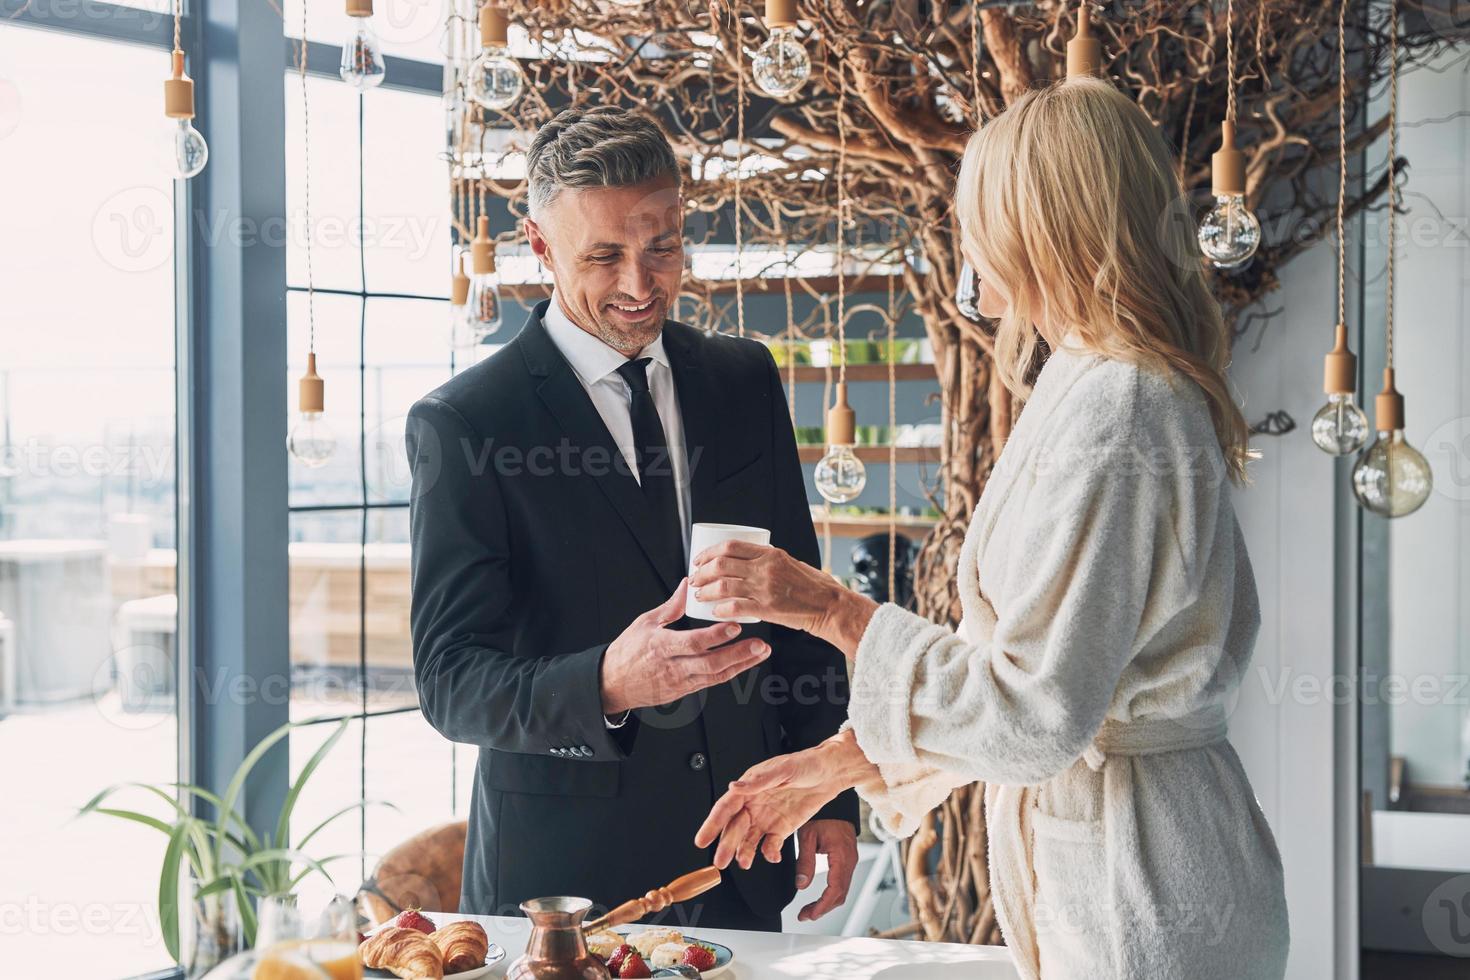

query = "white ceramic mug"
[685,522,772,623]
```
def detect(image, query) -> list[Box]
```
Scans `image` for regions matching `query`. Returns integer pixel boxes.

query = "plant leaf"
[275,718,350,855]
[192,874,239,900]
[169,783,262,851]
[296,798,396,853]
[91,807,206,879]
[237,846,335,888]
[213,721,297,866]
[79,781,255,856]
[231,876,257,948]
[287,853,359,889]
[158,819,192,963]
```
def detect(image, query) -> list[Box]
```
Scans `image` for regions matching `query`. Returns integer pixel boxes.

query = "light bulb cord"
[783,233,796,417]
[835,50,848,387]
[886,233,897,604]
[970,1,984,126]
[455,179,466,271]
[1225,0,1236,125]
[1336,0,1347,330]
[1386,0,1398,370]
[734,0,745,338]
[173,0,181,54]
[299,0,316,355]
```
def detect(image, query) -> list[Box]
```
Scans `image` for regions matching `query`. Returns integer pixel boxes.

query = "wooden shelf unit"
[809,507,939,539]
[783,363,936,383]
[796,445,941,464]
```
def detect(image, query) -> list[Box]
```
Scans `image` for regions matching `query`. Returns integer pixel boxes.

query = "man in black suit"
[405,105,858,932]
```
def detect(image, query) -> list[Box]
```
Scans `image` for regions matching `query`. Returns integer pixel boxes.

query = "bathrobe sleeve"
[847,392,1202,836]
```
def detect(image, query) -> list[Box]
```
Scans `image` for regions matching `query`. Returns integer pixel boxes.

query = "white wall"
[1378,49,1470,790]
[1229,235,1350,980]
[1226,43,1470,978]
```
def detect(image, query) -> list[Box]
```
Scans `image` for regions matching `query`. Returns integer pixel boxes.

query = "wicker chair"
[357,820,468,925]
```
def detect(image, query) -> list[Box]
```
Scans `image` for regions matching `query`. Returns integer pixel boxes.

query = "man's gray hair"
[525,105,681,217]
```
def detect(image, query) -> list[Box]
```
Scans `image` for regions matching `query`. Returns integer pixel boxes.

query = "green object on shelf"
[891,338,920,363]
[795,425,825,445]
[769,341,814,368]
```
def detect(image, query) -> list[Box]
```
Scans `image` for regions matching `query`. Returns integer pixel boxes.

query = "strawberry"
[391,908,436,934]
[617,951,651,978]
[606,944,635,974]
[680,944,717,972]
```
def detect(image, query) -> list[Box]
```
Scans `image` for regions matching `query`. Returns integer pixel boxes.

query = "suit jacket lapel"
[663,323,756,756]
[663,323,720,526]
[519,307,681,594]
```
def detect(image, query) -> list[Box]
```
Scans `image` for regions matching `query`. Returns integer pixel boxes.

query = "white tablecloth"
[435,912,1020,979]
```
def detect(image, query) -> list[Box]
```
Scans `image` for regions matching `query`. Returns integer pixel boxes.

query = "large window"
[0,23,180,979]
[281,66,479,911]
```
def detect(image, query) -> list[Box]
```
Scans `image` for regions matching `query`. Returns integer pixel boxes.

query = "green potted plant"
[79,718,380,976]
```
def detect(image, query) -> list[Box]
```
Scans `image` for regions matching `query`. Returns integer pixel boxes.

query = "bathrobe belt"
[987,704,1231,980]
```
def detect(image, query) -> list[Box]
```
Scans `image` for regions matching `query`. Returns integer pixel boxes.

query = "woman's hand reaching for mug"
[695,729,879,871]
[688,540,879,656]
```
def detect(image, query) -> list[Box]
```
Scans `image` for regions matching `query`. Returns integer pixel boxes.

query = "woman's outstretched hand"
[695,730,880,872]
[688,540,879,655]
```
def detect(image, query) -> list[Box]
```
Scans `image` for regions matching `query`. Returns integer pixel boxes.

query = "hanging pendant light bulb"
[1198,121,1261,268]
[289,353,338,468]
[1311,323,1369,454]
[815,65,863,505]
[956,261,982,321]
[1198,0,1260,269]
[340,0,387,90]
[289,14,335,470]
[467,215,504,340]
[1065,2,1102,79]
[1352,370,1432,517]
[161,48,208,179]
[1351,0,1431,518]
[1312,0,1367,456]
[815,383,866,504]
[468,4,524,111]
[753,0,810,100]
[448,250,480,350]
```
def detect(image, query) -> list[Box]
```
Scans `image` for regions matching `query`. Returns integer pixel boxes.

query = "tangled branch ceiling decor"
[444,0,1456,945]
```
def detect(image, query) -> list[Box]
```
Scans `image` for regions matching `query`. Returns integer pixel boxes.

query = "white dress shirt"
[540,294,693,563]
[542,297,693,731]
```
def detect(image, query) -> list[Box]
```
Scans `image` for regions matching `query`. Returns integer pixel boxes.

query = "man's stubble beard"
[591,299,670,355]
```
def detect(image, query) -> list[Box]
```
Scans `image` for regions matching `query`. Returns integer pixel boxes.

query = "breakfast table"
[433,912,1021,979]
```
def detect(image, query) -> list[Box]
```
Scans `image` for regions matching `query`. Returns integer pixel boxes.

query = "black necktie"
[615,357,685,577]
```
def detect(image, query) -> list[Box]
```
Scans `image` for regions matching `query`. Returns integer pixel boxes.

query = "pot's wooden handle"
[582,867,721,935]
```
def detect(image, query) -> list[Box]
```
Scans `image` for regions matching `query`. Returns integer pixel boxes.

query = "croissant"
[430,920,489,973]
[359,925,445,980]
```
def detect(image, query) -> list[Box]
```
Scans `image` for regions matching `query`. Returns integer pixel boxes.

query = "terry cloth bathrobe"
[847,341,1289,980]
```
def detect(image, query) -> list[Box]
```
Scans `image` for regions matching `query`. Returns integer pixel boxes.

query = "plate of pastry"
[586,926,734,978]
[360,910,505,980]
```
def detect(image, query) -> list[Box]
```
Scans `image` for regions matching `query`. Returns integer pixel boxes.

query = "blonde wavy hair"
[956,76,1253,483]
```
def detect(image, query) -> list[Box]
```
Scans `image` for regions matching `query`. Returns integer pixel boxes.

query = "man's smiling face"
[524,176,685,355]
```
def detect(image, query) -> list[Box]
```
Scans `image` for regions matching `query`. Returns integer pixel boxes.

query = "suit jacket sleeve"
[760,349,861,829]
[406,395,631,760]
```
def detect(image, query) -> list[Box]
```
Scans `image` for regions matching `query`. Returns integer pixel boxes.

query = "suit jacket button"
[552,747,564,757]
[689,752,708,772]
[579,746,592,757]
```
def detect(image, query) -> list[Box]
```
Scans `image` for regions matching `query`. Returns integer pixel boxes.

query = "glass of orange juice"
[254,940,362,980]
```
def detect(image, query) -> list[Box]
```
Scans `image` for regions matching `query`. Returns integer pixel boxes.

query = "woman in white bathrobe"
[690,78,1289,979]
